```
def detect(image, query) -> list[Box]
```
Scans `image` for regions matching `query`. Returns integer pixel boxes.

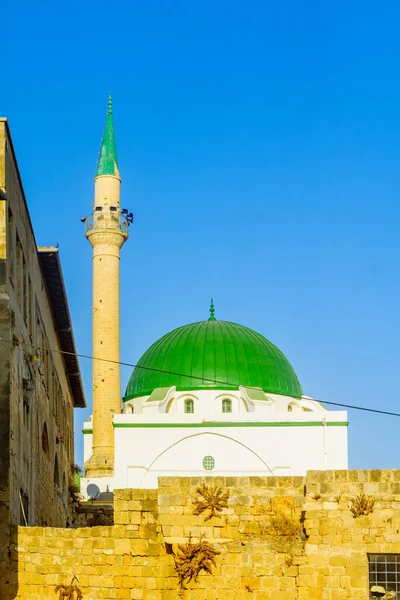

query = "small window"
[8,208,15,283]
[369,554,400,597]
[19,489,29,526]
[184,399,194,414]
[203,456,215,471]
[23,395,30,428]
[222,399,232,413]
[41,422,49,455]
[54,455,60,488]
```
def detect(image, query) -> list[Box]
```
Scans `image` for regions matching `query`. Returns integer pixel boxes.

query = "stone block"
[328,555,347,567]
[114,538,130,555]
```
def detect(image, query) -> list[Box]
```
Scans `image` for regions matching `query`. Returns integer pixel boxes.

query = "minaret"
[84,96,130,477]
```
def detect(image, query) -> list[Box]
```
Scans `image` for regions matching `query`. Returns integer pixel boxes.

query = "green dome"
[124,318,302,400]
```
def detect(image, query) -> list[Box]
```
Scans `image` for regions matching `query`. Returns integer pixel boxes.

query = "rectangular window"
[8,208,15,284]
[368,554,400,597]
[222,399,232,413]
[23,395,30,429]
[44,349,51,395]
[38,328,45,377]
[19,489,29,526]
[15,234,22,306]
[34,298,40,348]
[29,283,34,339]
[22,255,27,322]
[35,301,45,376]
[27,276,32,334]
[66,423,71,458]
[184,399,194,413]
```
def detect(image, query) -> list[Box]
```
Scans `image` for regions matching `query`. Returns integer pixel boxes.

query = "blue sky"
[4,1,400,468]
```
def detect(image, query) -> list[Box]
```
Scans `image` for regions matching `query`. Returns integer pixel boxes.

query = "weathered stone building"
[11,470,400,599]
[0,118,85,597]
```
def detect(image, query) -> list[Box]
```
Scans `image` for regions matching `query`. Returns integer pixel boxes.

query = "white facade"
[81,386,348,497]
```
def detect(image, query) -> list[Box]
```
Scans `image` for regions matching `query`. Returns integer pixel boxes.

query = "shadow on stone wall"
[0,525,19,599]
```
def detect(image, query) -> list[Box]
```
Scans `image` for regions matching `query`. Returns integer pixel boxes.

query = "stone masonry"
[9,469,400,599]
[0,118,84,599]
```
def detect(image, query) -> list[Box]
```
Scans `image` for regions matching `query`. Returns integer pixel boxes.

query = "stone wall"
[0,119,14,598]
[1,119,76,530]
[73,504,114,528]
[0,119,79,598]
[10,470,400,599]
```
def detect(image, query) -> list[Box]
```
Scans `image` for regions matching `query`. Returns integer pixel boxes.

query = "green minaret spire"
[96,94,120,178]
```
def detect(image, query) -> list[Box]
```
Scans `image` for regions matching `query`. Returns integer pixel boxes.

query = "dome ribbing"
[124,320,302,400]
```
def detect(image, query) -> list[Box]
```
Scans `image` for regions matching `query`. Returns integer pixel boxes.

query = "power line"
[1,335,400,418]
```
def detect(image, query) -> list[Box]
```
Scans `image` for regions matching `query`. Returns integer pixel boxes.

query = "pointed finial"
[209,298,216,321]
[96,95,119,178]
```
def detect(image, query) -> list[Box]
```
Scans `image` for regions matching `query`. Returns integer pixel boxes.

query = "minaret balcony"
[84,212,129,236]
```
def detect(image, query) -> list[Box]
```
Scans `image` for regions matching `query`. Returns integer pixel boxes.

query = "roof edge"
[38,247,86,408]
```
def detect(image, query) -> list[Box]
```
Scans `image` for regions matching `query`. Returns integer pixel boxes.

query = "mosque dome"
[124,307,302,401]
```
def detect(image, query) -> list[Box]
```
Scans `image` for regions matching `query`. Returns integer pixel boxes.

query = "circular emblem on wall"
[202,455,215,471]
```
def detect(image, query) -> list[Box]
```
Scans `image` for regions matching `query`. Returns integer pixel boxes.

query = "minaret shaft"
[91,239,122,459]
[85,187,127,476]
[84,97,128,478]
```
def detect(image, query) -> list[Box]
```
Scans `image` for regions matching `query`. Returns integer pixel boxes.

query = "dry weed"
[350,493,375,518]
[174,535,220,589]
[192,483,229,522]
[54,576,83,599]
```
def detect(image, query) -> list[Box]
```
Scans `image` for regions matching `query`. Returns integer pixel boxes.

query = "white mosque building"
[80,98,348,498]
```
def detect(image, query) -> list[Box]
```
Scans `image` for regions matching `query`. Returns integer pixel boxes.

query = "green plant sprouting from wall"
[174,535,220,589]
[350,493,375,518]
[54,576,83,599]
[192,483,229,521]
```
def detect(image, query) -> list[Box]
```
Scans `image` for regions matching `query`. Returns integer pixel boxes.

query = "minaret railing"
[84,213,129,235]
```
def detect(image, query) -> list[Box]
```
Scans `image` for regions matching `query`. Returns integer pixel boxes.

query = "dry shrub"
[55,576,83,599]
[350,493,375,518]
[192,483,229,522]
[68,483,81,505]
[269,511,303,554]
[174,535,220,589]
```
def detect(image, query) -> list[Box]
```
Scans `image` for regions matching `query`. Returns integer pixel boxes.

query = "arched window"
[222,398,232,413]
[54,455,59,488]
[184,399,194,414]
[41,422,49,455]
